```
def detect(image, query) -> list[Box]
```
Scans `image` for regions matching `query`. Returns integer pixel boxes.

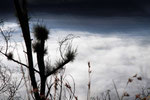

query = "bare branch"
[0,66,12,94]
[59,34,78,60]
[0,51,39,73]
[46,35,77,78]
[0,28,12,54]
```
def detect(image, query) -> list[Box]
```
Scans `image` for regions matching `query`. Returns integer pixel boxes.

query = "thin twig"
[113,80,121,100]
[0,51,39,73]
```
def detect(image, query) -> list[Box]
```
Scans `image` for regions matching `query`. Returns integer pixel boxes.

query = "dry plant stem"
[45,82,54,99]
[0,66,11,94]
[69,74,76,98]
[8,77,23,100]
[87,62,91,100]
[113,80,121,100]
[16,45,31,100]
[59,75,63,100]
[64,79,77,100]
[0,28,9,54]
[108,90,111,100]
[54,75,58,100]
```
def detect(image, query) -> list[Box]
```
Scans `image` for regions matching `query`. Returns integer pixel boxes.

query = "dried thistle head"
[7,52,13,60]
[33,25,49,40]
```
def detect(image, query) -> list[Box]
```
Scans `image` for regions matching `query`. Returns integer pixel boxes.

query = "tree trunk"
[14,0,41,99]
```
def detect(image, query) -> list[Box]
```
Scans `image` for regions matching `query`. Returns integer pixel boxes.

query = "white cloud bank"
[47,29,150,99]
[1,22,150,99]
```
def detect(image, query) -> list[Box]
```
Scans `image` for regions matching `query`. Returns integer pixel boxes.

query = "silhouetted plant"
[0,0,78,100]
[33,25,49,41]
[90,73,150,100]
[87,62,92,100]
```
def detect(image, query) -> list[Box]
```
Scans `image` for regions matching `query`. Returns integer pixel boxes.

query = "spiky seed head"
[55,60,64,68]
[65,46,77,62]
[33,25,49,40]
[7,52,13,60]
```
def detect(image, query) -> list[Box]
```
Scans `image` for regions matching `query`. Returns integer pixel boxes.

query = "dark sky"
[0,0,150,16]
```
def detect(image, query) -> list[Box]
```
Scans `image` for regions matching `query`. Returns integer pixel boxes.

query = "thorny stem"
[59,75,63,100]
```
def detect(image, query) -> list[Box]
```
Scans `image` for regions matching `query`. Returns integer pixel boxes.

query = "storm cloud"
[0,0,150,17]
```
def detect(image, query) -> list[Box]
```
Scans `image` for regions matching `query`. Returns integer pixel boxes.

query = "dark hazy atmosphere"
[0,0,150,99]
